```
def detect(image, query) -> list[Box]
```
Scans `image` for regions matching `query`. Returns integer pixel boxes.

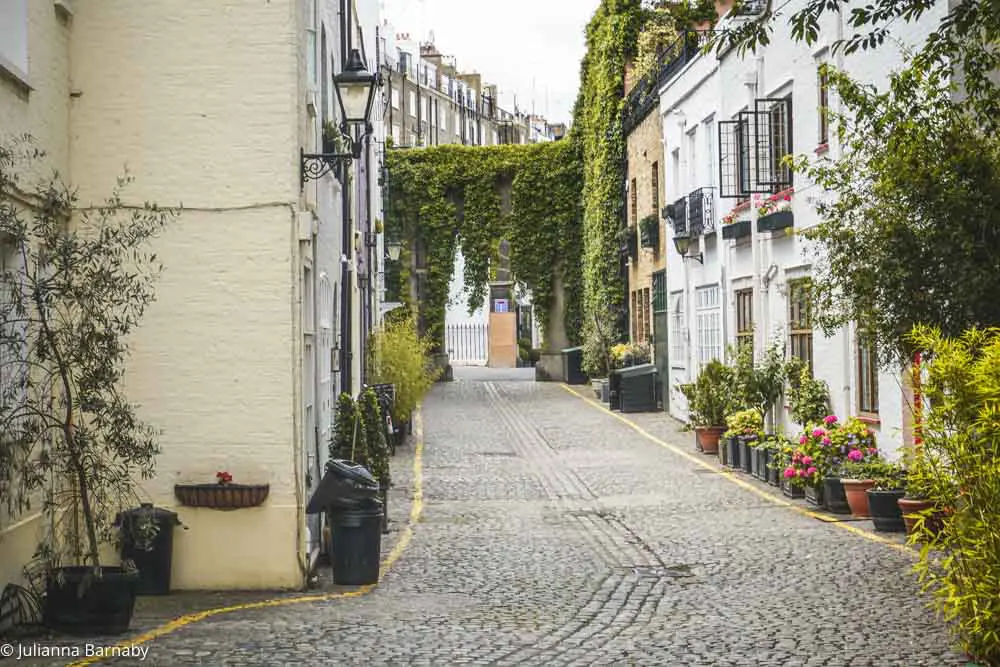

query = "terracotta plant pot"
[695,426,724,454]
[840,478,875,517]
[897,497,945,537]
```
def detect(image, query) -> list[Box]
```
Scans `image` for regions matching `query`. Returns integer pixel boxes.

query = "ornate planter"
[721,219,751,240]
[757,210,794,232]
[174,483,269,510]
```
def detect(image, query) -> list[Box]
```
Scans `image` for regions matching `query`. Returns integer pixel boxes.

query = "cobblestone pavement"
[15,368,968,666]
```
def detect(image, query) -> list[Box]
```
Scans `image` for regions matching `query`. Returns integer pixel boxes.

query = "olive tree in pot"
[0,142,175,635]
[733,341,787,435]
[679,360,734,455]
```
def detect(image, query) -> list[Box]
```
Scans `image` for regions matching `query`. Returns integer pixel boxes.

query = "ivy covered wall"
[386,141,584,352]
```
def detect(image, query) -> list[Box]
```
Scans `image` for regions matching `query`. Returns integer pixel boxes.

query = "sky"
[380,0,601,125]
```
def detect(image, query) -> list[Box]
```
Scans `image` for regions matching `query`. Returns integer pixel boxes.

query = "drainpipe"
[835,4,852,419]
[364,134,374,384]
[340,166,353,396]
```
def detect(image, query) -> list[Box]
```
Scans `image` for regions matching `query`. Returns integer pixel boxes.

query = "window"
[630,178,638,227]
[670,291,686,366]
[671,149,681,200]
[858,332,879,414]
[704,117,716,188]
[652,270,667,313]
[818,66,830,145]
[767,94,793,191]
[686,128,697,192]
[409,91,416,117]
[641,287,651,344]
[788,278,813,373]
[423,96,429,122]
[391,89,399,110]
[651,162,659,213]
[695,285,722,367]
[631,290,639,342]
[735,288,753,350]
[391,125,400,145]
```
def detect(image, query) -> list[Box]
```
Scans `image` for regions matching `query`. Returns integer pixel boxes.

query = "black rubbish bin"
[328,498,384,585]
[561,346,587,385]
[117,504,181,596]
[617,364,659,413]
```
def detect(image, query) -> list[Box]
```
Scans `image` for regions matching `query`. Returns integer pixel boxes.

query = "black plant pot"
[44,566,140,635]
[822,476,851,514]
[782,479,804,498]
[740,441,753,474]
[805,482,824,507]
[754,448,768,481]
[867,489,906,532]
[727,436,740,469]
[768,460,781,487]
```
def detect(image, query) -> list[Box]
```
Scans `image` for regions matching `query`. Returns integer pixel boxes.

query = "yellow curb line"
[67,409,426,667]
[560,384,914,556]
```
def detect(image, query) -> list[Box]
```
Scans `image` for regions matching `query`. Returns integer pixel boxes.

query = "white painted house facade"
[660,0,948,459]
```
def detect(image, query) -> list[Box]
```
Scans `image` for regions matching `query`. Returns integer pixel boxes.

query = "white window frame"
[305,0,317,88]
[695,284,722,368]
[0,0,29,85]
[703,116,716,188]
[391,89,399,110]
[409,91,416,117]
[686,127,698,193]
[670,291,686,368]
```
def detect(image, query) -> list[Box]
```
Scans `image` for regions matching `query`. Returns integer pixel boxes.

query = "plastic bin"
[617,364,659,413]
[561,346,587,385]
[117,504,181,596]
[329,501,384,585]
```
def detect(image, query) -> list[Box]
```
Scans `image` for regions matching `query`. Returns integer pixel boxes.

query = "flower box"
[721,219,751,240]
[757,210,794,232]
[174,483,269,510]
[781,479,805,498]
[804,483,824,507]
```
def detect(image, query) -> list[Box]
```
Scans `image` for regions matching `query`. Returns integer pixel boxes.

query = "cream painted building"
[1,0,385,591]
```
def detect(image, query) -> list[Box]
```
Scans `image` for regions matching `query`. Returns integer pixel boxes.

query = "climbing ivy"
[386,141,583,352]
[571,0,644,375]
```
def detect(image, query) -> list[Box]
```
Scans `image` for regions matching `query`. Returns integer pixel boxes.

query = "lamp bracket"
[300,147,353,187]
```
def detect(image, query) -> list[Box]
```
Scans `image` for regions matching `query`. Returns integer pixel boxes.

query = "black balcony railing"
[665,196,688,236]
[687,187,716,235]
[623,31,707,134]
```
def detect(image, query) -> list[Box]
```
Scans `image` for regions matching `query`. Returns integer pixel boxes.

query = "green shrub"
[785,356,830,426]
[905,325,1000,663]
[330,393,365,466]
[679,360,734,427]
[369,311,441,424]
[359,388,391,485]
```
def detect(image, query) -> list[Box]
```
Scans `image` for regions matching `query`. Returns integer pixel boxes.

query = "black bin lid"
[617,363,658,377]
[116,503,180,526]
[306,462,380,515]
[326,459,378,486]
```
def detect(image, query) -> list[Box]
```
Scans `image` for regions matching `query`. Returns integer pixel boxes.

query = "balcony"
[664,196,687,236]
[623,31,706,134]
[686,187,716,235]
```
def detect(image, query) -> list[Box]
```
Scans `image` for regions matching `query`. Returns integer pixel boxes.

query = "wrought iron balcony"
[664,196,688,236]
[687,187,716,235]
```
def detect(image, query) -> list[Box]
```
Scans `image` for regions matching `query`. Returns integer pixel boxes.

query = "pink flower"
[812,428,825,437]
[848,449,863,462]
[784,468,796,479]
[868,448,878,456]
[806,466,818,476]
[822,437,832,446]
[802,456,813,466]
[824,415,838,425]
[797,469,807,477]
[799,435,808,445]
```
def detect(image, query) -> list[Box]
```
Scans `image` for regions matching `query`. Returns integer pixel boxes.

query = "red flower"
[216,471,233,485]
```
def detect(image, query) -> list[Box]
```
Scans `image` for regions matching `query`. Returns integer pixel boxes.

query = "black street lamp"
[672,232,704,264]
[300,48,380,185]
[385,240,402,261]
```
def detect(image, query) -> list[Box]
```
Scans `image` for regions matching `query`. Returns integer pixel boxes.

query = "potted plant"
[788,425,829,504]
[823,416,878,515]
[368,311,441,446]
[359,387,392,533]
[864,461,907,532]
[723,409,763,476]
[679,360,734,455]
[756,189,794,232]
[785,357,830,428]
[174,472,270,509]
[639,213,659,250]
[0,146,176,635]
[616,225,638,259]
[897,448,950,539]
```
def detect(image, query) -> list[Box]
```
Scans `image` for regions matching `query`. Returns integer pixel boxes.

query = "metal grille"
[736,288,753,350]
[630,178,638,226]
[858,333,879,414]
[737,111,769,194]
[718,120,741,199]
[642,287,651,344]
[652,270,667,313]
[788,279,813,374]
[687,187,716,235]
[651,162,659,212]
[696,285,722,368]
[754,97,793,190]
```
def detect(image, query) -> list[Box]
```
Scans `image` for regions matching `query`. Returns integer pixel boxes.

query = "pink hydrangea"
[824,415,838,425]
[799,435,808,445]
[822,437,832,446]
[806,466,818,476]
[797,469,807,477]
[784,468,796,479]
[848,449,863,462]
[812,428,825,437]
[802,456,813,466]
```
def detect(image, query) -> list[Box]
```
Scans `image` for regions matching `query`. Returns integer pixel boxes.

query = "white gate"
[446,321,488,365]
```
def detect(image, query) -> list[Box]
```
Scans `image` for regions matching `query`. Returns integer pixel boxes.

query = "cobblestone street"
[29,369,967,666]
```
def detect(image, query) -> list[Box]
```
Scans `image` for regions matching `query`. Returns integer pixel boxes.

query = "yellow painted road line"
[67,409,427,667]
[560,384,914,556]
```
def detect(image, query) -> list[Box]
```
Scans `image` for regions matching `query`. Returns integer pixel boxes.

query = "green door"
[652,270,669,411]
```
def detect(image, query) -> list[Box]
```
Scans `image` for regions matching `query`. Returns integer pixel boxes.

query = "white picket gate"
[446,321,488,365]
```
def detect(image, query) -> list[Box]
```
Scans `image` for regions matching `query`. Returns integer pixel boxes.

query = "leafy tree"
[790,65,1000,363]
[0,138,175,568]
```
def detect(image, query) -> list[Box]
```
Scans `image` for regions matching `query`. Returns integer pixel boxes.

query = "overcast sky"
[380,0,600,124]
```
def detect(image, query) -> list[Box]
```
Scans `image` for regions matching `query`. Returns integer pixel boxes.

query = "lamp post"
[386,240,402,262]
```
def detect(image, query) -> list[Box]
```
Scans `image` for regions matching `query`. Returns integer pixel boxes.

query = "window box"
[174,483,270,510]
[639,214,659,249]
[757,210,794,232]
[721,219,751,240]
